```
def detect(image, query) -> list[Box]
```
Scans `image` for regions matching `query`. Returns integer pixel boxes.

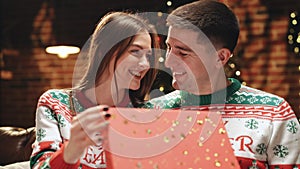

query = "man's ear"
[217,48,232,66]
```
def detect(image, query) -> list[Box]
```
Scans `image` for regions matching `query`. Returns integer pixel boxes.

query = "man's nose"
[164,51,178,68]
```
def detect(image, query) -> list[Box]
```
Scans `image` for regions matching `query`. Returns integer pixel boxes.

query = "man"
[143,0,300,168]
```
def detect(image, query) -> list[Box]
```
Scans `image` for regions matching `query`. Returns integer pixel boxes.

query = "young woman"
[30,11,159,169]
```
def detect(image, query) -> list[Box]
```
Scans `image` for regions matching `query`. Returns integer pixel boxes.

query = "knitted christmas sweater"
[30,89,110,169]
[142,78,300,169]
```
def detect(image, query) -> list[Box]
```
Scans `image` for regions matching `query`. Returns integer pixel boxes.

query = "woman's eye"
[130,50,143,57]
[146,53,153,60]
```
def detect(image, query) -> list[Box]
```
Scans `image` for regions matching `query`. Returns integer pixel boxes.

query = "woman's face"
[114,31,152,90]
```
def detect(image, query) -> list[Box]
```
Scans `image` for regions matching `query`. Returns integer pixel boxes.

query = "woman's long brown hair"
[74,12,159,107]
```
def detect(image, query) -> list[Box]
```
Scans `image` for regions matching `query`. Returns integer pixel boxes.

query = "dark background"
[1,0,300,128]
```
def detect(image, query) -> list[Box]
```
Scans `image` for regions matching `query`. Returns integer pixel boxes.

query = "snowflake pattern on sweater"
[142,78,300,169]
[30,89,107,169]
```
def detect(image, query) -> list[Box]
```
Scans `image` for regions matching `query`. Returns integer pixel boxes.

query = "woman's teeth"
[130,70,141,77]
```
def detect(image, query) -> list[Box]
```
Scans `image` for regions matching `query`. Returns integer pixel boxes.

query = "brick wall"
[226,0,300,119]
[1,0,299,128]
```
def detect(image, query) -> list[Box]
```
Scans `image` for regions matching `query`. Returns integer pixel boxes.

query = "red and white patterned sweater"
[30,89,108,169]
[143,78,300,169]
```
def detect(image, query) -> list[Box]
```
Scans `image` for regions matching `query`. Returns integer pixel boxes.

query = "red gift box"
[104,107,240,169]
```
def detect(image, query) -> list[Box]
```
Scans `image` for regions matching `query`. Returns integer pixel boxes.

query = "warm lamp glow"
[46,45,80,59]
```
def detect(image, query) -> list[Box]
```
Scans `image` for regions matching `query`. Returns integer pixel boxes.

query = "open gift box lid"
[104,107,240,169]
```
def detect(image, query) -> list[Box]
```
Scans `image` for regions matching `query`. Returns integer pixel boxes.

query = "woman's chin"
[129,83,140,91]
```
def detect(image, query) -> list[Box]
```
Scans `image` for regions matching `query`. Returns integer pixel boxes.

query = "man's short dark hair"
[167,0,240,52]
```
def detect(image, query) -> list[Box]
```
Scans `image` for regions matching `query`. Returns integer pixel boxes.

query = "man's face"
[165,26,218,94]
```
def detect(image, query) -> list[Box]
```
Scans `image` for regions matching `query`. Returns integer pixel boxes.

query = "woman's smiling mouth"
[129,70,142,78]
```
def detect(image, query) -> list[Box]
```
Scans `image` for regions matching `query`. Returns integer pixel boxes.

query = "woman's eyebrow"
[131,44,147,49]
[131,44,152,52]
[130,44,142,49]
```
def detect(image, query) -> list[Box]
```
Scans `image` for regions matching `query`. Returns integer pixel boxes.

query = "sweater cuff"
[49,144,80,169]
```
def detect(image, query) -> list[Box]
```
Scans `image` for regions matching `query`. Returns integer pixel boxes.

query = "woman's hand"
[63,105,110,164]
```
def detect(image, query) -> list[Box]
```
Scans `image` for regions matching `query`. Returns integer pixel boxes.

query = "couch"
[0,126,35,166]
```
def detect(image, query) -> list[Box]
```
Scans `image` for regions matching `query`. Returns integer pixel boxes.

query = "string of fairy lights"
[287,11,300,116]
[288,11,300,55]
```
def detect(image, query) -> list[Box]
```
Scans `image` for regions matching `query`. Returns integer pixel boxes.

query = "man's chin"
[172,80,196,93]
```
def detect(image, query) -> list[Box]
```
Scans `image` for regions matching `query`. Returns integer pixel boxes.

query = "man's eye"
[179,52,188,57]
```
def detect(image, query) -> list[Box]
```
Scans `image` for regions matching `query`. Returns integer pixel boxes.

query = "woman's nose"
[138,55,150,69]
